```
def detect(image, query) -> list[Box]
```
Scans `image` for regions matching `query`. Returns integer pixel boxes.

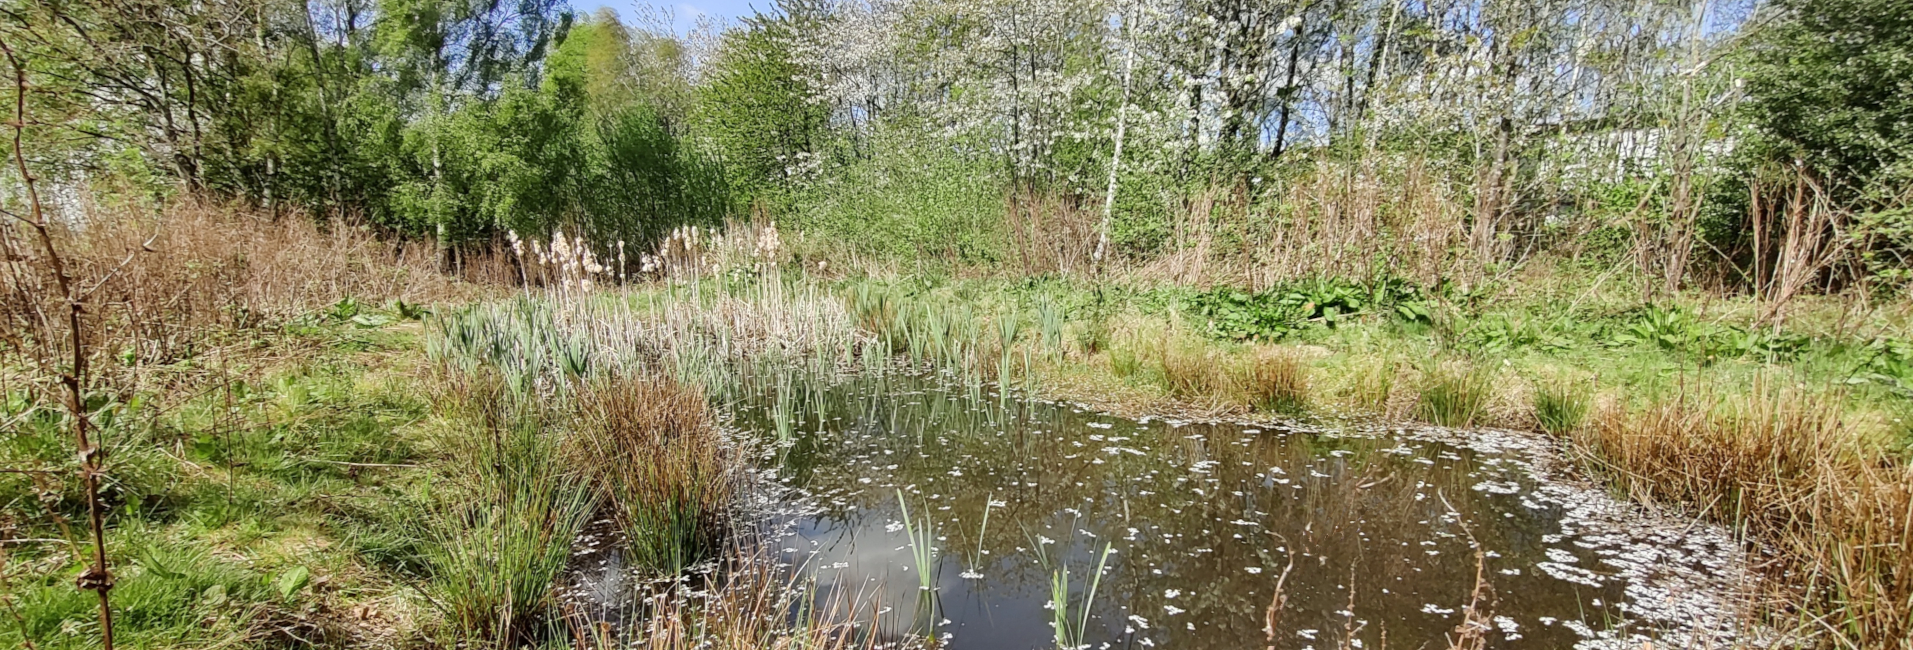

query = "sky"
[572,0,770,35]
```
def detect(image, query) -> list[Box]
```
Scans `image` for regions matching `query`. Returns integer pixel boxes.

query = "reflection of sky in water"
[725,373,1750,650]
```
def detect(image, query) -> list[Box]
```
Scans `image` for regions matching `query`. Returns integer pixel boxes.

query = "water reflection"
[723,371,1745,650]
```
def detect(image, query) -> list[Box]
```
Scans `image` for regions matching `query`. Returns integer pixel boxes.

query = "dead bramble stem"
[1,34,114,650]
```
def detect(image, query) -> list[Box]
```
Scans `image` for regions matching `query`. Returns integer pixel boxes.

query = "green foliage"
[1532,379,1590,436]
[1188,276,1429,341]
[697,16,827,199]
[7,3,731,254]
[791,129,1008,263]
[581,104,734,245]
[1603,306,1809,362]
[1744,0,1913,196]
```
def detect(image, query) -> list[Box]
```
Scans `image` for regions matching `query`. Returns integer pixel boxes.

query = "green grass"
[419,411,592,646]
[822,269,1913,437]
[1532,377,1591,435]
[1416,362,1493,427]
[1,326,436,649]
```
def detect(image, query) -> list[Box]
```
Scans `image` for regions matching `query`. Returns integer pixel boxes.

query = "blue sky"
[572,0,771,34]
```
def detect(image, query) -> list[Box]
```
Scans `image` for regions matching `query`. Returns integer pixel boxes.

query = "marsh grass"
[575,375,739,574]
[1240,347,1310,416]
[423,370,594,646]
[1416,362,1493,427]
[1581,387,1913,646]
[1531,377,1589,435]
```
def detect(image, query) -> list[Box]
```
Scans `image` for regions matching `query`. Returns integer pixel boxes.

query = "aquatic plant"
[895,489,941,596]
[773,372,797,445]
[1037,299,1066,355]
[891,488,944,640]
[996,310,1023,396]
[965,494,999,577]
[1044,542,1113,650]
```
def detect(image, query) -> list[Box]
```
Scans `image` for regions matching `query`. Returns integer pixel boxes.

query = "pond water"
[718,371,1759,650]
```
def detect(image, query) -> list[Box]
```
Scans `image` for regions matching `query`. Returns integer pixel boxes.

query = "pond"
[712,370,1756,649]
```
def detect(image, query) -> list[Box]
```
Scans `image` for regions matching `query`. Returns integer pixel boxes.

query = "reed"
[895,489,942,635]
[1044,542,1113,650]
[996,311,1023,392]
[895,489,941,596]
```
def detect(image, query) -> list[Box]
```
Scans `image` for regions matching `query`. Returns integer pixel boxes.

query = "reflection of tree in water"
[725,371,1629,649]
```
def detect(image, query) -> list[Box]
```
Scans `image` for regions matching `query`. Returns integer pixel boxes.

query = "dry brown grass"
[573,374,742,575]
[1237,346,1310,415]
[1003,191,1098,276]
[1116,156,1473,290]
[1580,388,1913,648]
[2,200,489,372]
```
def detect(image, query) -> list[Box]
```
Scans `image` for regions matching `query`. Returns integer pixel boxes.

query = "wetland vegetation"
[5,0,1913,648]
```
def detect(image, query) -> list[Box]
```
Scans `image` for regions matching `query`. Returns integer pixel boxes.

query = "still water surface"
[719,372,1750,650]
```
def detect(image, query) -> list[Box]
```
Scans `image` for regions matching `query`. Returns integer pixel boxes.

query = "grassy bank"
[0,212,875,649]
[1,323,438,648]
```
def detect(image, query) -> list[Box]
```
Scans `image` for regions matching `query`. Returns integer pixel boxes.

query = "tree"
[697,14,824,196]
[1744,0,1913,199]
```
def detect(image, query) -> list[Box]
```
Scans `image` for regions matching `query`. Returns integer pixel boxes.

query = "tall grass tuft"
[1240,347,1310,416]
[575,375,739,574]
[1416,362,1492,427]
[1530,377,1588,435]
[1581,387,1913,646]
[424,370,594,646]
[1156,336,1220,398]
